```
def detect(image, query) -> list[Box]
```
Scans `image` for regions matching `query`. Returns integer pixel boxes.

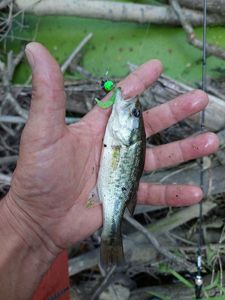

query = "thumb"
[24,42,66,146]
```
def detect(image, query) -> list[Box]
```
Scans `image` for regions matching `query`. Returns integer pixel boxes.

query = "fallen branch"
[5,73,225,131]
[13,0,225,26]
[69,201,215,276]
[90,266,116,300]
[61,33,93,74]
[170,0,225,60]
[179,0,225,14]
[124,214,194,270]
[0,115,79,124]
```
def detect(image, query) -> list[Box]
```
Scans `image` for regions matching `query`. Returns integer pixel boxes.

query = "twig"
[206,85,225,100]
[170,0,225,60]
[14,0,225,26]
[74,65,96,80]
[5,72,225,131]
[0,0,12,9]
[69,202,216,276]
[159,162,196,183]
[61,33,93,74]
[11,49,25,79]
[0,1,13,42]
[0,174,11,185]
[0,122,15,136]
[90,266,116,300]
[5,93,28,119]
[0,155,18,164]
[124,214,194,271]
[0,115,80,124]
[1,49,28,119]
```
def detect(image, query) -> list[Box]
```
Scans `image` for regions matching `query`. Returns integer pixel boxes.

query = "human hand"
[3,42,219,257]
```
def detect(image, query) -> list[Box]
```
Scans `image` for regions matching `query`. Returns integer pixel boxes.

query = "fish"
[97,87,146,271]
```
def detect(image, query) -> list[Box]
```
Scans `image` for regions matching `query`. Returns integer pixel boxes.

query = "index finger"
[118,59,163,99]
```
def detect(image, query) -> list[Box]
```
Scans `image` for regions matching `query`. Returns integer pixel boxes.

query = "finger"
[137,182,203,206]
[24,42,66,145]
[118,60,163,99]
[145,132,219,172]
[143,89,208,137]
[84,59,163,128]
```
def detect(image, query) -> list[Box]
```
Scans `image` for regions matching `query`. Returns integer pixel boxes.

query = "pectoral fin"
[86,186,100,208]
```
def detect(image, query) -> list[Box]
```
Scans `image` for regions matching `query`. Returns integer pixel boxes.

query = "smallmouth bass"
[97,87,146,270]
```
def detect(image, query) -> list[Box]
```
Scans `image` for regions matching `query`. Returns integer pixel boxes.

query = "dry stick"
[0,155,18,164]
[60,33,93,74]
[5,73,225,131]
[5,92,28,119]
[69,202,216,276]
[90,266,116,300]
[170,0,225,60]
[0,174,11,185]
[14,0,225,26]
[10,48,25,79]
[1,49,28,119]
[0,0,12,9]
[0,122,15,136]
[124,214,194,271]
[0,115,80,124]
[0,1,13,41]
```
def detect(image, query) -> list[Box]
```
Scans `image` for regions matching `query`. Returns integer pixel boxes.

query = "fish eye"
[132,108,140,118]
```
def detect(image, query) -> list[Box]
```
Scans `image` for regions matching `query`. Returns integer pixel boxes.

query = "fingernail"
[25,45,35,69]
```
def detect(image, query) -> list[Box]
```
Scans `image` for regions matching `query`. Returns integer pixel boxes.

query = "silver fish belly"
[97,87,146,270]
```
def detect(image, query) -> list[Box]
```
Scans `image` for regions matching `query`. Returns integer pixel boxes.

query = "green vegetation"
[3,15,225,85]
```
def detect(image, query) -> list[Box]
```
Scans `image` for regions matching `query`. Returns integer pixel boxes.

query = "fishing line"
[195,0,207,299]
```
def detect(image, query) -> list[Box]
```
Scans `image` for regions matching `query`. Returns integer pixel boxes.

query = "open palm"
[6,43,219,254]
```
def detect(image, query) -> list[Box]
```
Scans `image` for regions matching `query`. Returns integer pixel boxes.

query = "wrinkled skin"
[3,42,219,255]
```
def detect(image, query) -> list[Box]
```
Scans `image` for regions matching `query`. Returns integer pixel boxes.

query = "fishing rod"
[195,0,207,299]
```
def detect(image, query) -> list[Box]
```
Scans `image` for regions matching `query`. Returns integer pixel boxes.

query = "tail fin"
[100,236,124,271]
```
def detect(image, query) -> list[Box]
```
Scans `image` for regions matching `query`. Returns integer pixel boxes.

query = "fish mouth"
[115,87,137,106]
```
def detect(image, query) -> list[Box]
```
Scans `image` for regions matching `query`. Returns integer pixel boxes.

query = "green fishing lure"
[95,91,116,109]
[96,79,116,109]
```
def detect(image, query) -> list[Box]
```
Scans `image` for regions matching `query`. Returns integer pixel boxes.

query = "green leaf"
[148,291,171,300]
[168,269,194,289]
[204,273,220,291]
[206,246,216,266]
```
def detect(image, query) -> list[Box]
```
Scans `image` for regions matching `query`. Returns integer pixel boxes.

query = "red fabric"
[32,250,70,300]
